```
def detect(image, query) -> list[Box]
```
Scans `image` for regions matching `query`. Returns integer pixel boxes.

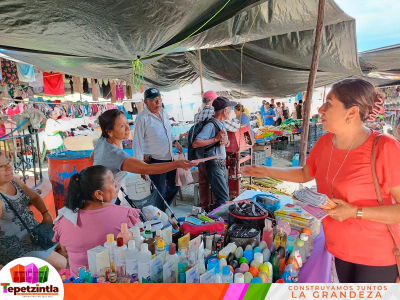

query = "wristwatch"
[172,140,178,145]
[356,206,363,219]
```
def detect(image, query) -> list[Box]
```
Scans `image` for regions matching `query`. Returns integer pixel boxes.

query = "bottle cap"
[106,234,114,244]
[156,228,161,236]
[131,227,140,238]
[296,239,305,247]
[169,243,176,255]
[157,239,165,249]
[128,240,136,250]
[120,223,128,233]
[222,266,231,276]
[138,222,144,228]
[117,237,124,247]
[141,243,148,253]
[300,233,308,241]
[303,228,312,236]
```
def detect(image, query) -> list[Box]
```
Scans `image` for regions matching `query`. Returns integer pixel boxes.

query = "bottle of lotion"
[138,243,152,283]
[125,240,139,282]
[145,224,153,239]
[117,223,133,246]
[129,226,144,250]
[262,219,274,246]
[104,234,117,272]
[114,237,127,278]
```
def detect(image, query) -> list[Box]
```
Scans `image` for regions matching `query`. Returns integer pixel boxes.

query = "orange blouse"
[307,130,400,266]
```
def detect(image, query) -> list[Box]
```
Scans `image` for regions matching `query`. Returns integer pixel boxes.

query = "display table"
[171,124,192,136]
[234,190,332,283]
[64,135,94,151]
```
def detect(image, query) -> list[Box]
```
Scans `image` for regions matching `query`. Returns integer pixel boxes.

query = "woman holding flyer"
[242,78,400,283]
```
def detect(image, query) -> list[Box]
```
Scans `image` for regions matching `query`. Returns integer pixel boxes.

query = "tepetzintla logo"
[1,262,58,296]
[0,257,63,299]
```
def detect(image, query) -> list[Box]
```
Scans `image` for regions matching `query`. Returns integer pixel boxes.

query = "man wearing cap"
[192,97,237,209]
[133,88,183,206]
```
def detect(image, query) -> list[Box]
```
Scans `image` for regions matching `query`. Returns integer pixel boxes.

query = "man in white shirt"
[133,88,183,206]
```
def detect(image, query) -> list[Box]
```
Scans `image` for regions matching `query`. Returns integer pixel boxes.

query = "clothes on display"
[116,82,124,100]
[83,78,89,93]
[16,62,35,82]
[1,58,19,86]
[29,71,44,94]
[73,76,83,94]
[102,80,111,99]
[110,80,117,103]
[91,79,99,101]
[43,72,65,95]
[126,83,133,99]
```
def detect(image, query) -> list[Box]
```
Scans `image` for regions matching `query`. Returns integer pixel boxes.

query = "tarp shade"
[0,0,361,97]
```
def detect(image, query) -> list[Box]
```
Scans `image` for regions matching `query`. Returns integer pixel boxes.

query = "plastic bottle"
[125,240,139,282]
[234,273,244,283]
[270,252,280,282]
[221,266,234,283]
[219,258,227,272]
[114,237,127,278]
[300,233,311,257]
[155,239,166,263]
[138,243,152,283]
[295,239,307,263]
[287,236,297,255]
[165,243,177,262]
[137,222,145,237]
[117,223,133,246]
[262,219,274,246]
[178,249,189,283]
[145,224,153,239]
[155,229,162,243]
[130,226,144,250]
[274,227,287,248]
[302,228,313,249]
[104,234,117,272]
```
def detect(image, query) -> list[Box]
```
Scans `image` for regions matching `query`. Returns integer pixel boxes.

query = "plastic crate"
[252,150,266,165]
[294,141,313,154]
[271,140,288,150]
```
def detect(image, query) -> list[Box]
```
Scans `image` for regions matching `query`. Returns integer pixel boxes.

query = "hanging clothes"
[16,63,35,82]
[126,83,133,99]
[1,58,19,86]
[29,71,44,94]
[83,78,89,93]
[102,80,111,99]
[116,82,124,100]
[91,78,99,101]
[110,80,117,103]
[43,72,65,95]
[72,76,83,94]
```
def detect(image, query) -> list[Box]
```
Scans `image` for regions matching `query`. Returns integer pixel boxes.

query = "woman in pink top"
[52,165,140,276]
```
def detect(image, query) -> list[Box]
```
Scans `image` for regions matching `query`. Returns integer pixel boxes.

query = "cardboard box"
[252,145,271,157]
[87,246,111,273]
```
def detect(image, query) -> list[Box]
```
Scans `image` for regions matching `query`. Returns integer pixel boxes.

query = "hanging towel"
[1,58,19,86]
[72,76,83,94]
[16,62,35,82]
[126,83,133,99]
[29,71,44,93]
[91,78,99,101]
[110,80,117,103]
[43,72,65,95]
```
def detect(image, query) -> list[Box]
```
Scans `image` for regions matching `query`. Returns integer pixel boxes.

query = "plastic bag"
[175,153,193,186]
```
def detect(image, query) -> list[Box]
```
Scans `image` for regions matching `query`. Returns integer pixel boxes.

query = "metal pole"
[198,49,204,95]
[299,0,326,166]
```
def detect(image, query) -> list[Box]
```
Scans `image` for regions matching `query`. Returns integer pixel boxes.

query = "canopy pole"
[198,49,204,95]
[299,0,326,166]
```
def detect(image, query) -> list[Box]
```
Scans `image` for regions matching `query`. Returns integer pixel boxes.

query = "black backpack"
[187,118,221,160]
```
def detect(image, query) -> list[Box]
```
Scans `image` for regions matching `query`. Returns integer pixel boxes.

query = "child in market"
[52,165,141,276]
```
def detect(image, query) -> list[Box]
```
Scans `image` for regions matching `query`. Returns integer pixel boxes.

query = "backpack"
[187,118,222,161]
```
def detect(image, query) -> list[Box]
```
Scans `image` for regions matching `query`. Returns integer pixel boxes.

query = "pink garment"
[7,107,20,116]
[53,204,140,276]
[116,84,125,100]
[0,124,6,137]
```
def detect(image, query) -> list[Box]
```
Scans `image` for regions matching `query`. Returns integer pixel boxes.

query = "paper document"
[191,154,222,163]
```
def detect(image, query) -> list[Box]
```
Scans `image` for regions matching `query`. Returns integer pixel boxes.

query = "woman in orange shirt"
[242,78,400,283]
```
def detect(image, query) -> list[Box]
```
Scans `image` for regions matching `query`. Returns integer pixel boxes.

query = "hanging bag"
[0,193,56,250]
[371,134,400,282]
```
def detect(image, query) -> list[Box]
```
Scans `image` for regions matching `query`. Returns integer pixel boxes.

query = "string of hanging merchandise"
[2,97,143,105]
[237,5,261,155]
[131,0,232,88]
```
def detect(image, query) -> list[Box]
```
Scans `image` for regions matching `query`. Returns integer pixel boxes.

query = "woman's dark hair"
[330,78,383,122]
[235,104,245,113]
[98,109,125,138]
[65,165,109,212]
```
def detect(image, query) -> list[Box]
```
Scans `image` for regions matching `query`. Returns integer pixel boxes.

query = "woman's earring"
[346,119,351,124]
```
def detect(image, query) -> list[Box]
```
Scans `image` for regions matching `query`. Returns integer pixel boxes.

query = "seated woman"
[0,155,66,272]
[91,109,196,177]
[52,165,140,276]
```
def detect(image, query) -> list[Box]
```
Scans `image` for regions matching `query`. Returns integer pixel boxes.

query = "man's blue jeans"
[149,158,180,207]
[205,159,229,210]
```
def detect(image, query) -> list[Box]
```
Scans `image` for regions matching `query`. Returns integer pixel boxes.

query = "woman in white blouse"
[45,110,66,153]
